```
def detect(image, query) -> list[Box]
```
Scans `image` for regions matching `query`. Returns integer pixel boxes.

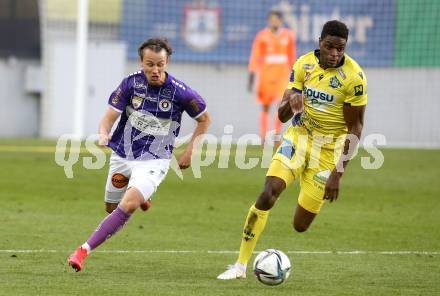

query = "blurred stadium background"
[0,0,439,147]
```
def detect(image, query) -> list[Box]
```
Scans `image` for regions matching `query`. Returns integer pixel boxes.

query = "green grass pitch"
[0,139,439,295]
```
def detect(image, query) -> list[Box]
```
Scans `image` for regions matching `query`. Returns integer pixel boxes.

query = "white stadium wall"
[40,41,126,137]
[0,58,40,137]
[363,68,440,148]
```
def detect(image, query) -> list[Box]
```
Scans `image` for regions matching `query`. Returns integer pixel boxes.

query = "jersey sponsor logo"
[303,86,335,103]
[289,70,295,82]
[329,76,342,89]
[127,108,172,136]
[354,84,364,96]
[159,99,172,112]
[131,96,143,109]
[183,4,221,51]
[302,63,315,70]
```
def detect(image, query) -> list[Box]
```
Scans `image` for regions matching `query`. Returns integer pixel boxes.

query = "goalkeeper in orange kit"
[248,10,296,143]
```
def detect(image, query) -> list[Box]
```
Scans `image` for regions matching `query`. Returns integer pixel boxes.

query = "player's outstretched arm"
[324,104,365,202]
[98,107,121,146]
[177,112,211,169]
[278,89,303,123]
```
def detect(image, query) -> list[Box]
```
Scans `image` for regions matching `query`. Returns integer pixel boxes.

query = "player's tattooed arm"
[324,103,365,202]
[278,89,303,123]
[98,107,121,146]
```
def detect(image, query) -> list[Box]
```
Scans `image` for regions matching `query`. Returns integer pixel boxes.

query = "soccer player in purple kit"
[68,38,210,272]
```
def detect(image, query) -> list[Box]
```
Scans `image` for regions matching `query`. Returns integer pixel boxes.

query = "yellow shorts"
[267,126,339,214]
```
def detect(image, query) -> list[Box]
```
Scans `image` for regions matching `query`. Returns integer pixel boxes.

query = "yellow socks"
[237,204,269,265]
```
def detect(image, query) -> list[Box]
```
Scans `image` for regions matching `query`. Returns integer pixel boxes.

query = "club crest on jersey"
[183,4,221,51]
[329,76,342,89]
[159,99,172,112]
[131,96,143,109]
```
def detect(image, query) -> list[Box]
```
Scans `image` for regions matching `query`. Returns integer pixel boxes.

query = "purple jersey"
[107,71,207,160]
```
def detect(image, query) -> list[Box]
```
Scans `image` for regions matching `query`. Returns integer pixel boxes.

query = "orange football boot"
[68,246,88,272]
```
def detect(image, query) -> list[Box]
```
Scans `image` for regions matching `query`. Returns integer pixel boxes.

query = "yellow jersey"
[287,50,367,139]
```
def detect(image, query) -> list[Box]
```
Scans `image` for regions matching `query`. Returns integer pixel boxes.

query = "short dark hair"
[138,38,173,59]
[268,10,283,20]
[320,20,349,40]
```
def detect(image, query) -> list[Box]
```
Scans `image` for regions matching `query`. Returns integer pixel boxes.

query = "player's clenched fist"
[98,134,110,146]
[288,92,304,113]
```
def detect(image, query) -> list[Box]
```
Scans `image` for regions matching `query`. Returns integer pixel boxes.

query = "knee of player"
[257,190,277,210]
[263,184,283,200]
[119,199,140,214]
[119,188,145,213]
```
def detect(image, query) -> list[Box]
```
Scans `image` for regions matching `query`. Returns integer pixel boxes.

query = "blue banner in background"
[121,0,395,66]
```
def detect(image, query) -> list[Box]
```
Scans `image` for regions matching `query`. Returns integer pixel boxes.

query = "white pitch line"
[0,250,439,255]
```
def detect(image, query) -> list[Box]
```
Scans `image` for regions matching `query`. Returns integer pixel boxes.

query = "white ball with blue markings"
[253,249,291,286]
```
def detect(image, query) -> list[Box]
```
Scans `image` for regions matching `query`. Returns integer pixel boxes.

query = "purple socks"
[86,206,131,250]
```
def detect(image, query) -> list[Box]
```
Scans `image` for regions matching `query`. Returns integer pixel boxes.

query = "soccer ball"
[253,249,291,286]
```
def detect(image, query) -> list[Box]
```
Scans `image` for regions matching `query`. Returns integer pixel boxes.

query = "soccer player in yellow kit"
[218,20,367,280]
